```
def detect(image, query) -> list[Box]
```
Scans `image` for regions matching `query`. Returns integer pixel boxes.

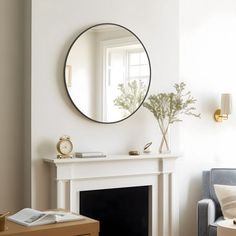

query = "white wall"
[0,0,24,212]
[179,0,236,235]
[29,0,179,212]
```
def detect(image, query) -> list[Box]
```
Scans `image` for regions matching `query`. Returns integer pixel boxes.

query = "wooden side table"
[0,216,99,236]
[217,219,236,236]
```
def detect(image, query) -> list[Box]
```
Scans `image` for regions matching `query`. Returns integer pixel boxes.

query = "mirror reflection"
[65,23,151,123]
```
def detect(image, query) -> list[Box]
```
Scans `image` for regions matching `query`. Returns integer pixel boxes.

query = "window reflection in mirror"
[65,24,151,123]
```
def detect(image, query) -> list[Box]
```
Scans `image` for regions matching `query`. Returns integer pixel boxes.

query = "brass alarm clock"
[56,135,73,159]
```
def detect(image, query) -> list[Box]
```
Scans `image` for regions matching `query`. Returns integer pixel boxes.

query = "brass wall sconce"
[214,93,232,122]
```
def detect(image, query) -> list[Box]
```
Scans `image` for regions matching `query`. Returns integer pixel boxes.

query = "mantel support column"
[158,159,178,236]
[57,180,70,210]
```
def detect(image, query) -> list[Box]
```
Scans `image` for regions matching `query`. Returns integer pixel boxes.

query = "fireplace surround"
[44,154,179,236]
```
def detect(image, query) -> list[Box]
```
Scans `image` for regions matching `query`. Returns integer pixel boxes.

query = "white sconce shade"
[221,93,232,115]
[214,93,232,122]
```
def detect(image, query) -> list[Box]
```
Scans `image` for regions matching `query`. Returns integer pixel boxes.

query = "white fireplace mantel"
[44,153,179,236]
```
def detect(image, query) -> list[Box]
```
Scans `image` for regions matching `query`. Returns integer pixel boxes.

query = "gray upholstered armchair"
[197,168,236,236]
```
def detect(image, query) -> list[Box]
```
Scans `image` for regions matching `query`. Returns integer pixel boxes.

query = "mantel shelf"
[44,153,180,164]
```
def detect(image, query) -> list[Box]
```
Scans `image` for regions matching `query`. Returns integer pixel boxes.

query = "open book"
[8,208,85,227]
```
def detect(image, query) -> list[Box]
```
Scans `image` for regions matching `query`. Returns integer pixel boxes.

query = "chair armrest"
[197,198,216,236]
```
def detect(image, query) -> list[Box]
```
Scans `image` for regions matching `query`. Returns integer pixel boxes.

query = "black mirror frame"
[64,23,152,124]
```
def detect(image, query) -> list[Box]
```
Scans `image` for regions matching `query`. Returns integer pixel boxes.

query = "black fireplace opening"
[80,186,150,236]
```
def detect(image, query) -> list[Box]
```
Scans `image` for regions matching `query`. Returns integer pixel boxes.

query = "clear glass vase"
[158,126,171,154]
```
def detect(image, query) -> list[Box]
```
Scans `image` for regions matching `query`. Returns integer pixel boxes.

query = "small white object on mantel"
[44,153,180,236]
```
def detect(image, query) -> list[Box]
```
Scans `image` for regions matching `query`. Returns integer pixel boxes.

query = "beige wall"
[24,0,32,208]
[0,0,24,212]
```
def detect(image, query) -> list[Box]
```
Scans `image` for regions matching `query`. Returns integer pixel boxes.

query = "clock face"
[58,140,73,155]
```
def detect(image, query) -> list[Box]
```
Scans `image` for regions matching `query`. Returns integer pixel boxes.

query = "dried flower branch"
[143,82,200,152]
[114,80,147,116]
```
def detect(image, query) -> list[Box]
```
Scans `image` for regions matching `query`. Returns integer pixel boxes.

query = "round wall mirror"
[64,23,151,123]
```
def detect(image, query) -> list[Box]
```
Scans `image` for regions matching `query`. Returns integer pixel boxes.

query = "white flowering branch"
[143,82,200,152]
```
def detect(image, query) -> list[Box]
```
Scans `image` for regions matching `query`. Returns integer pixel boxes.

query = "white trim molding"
[44,154,179,236]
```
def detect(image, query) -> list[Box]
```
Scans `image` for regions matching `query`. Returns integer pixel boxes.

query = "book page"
[8,208,50,226]
[8,208,84,227]
[44,211,85,223]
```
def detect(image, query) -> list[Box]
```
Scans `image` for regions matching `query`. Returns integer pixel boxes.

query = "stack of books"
[74,152,106,158]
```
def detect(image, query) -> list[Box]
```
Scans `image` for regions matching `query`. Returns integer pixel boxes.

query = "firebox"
[80,186,150,236]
